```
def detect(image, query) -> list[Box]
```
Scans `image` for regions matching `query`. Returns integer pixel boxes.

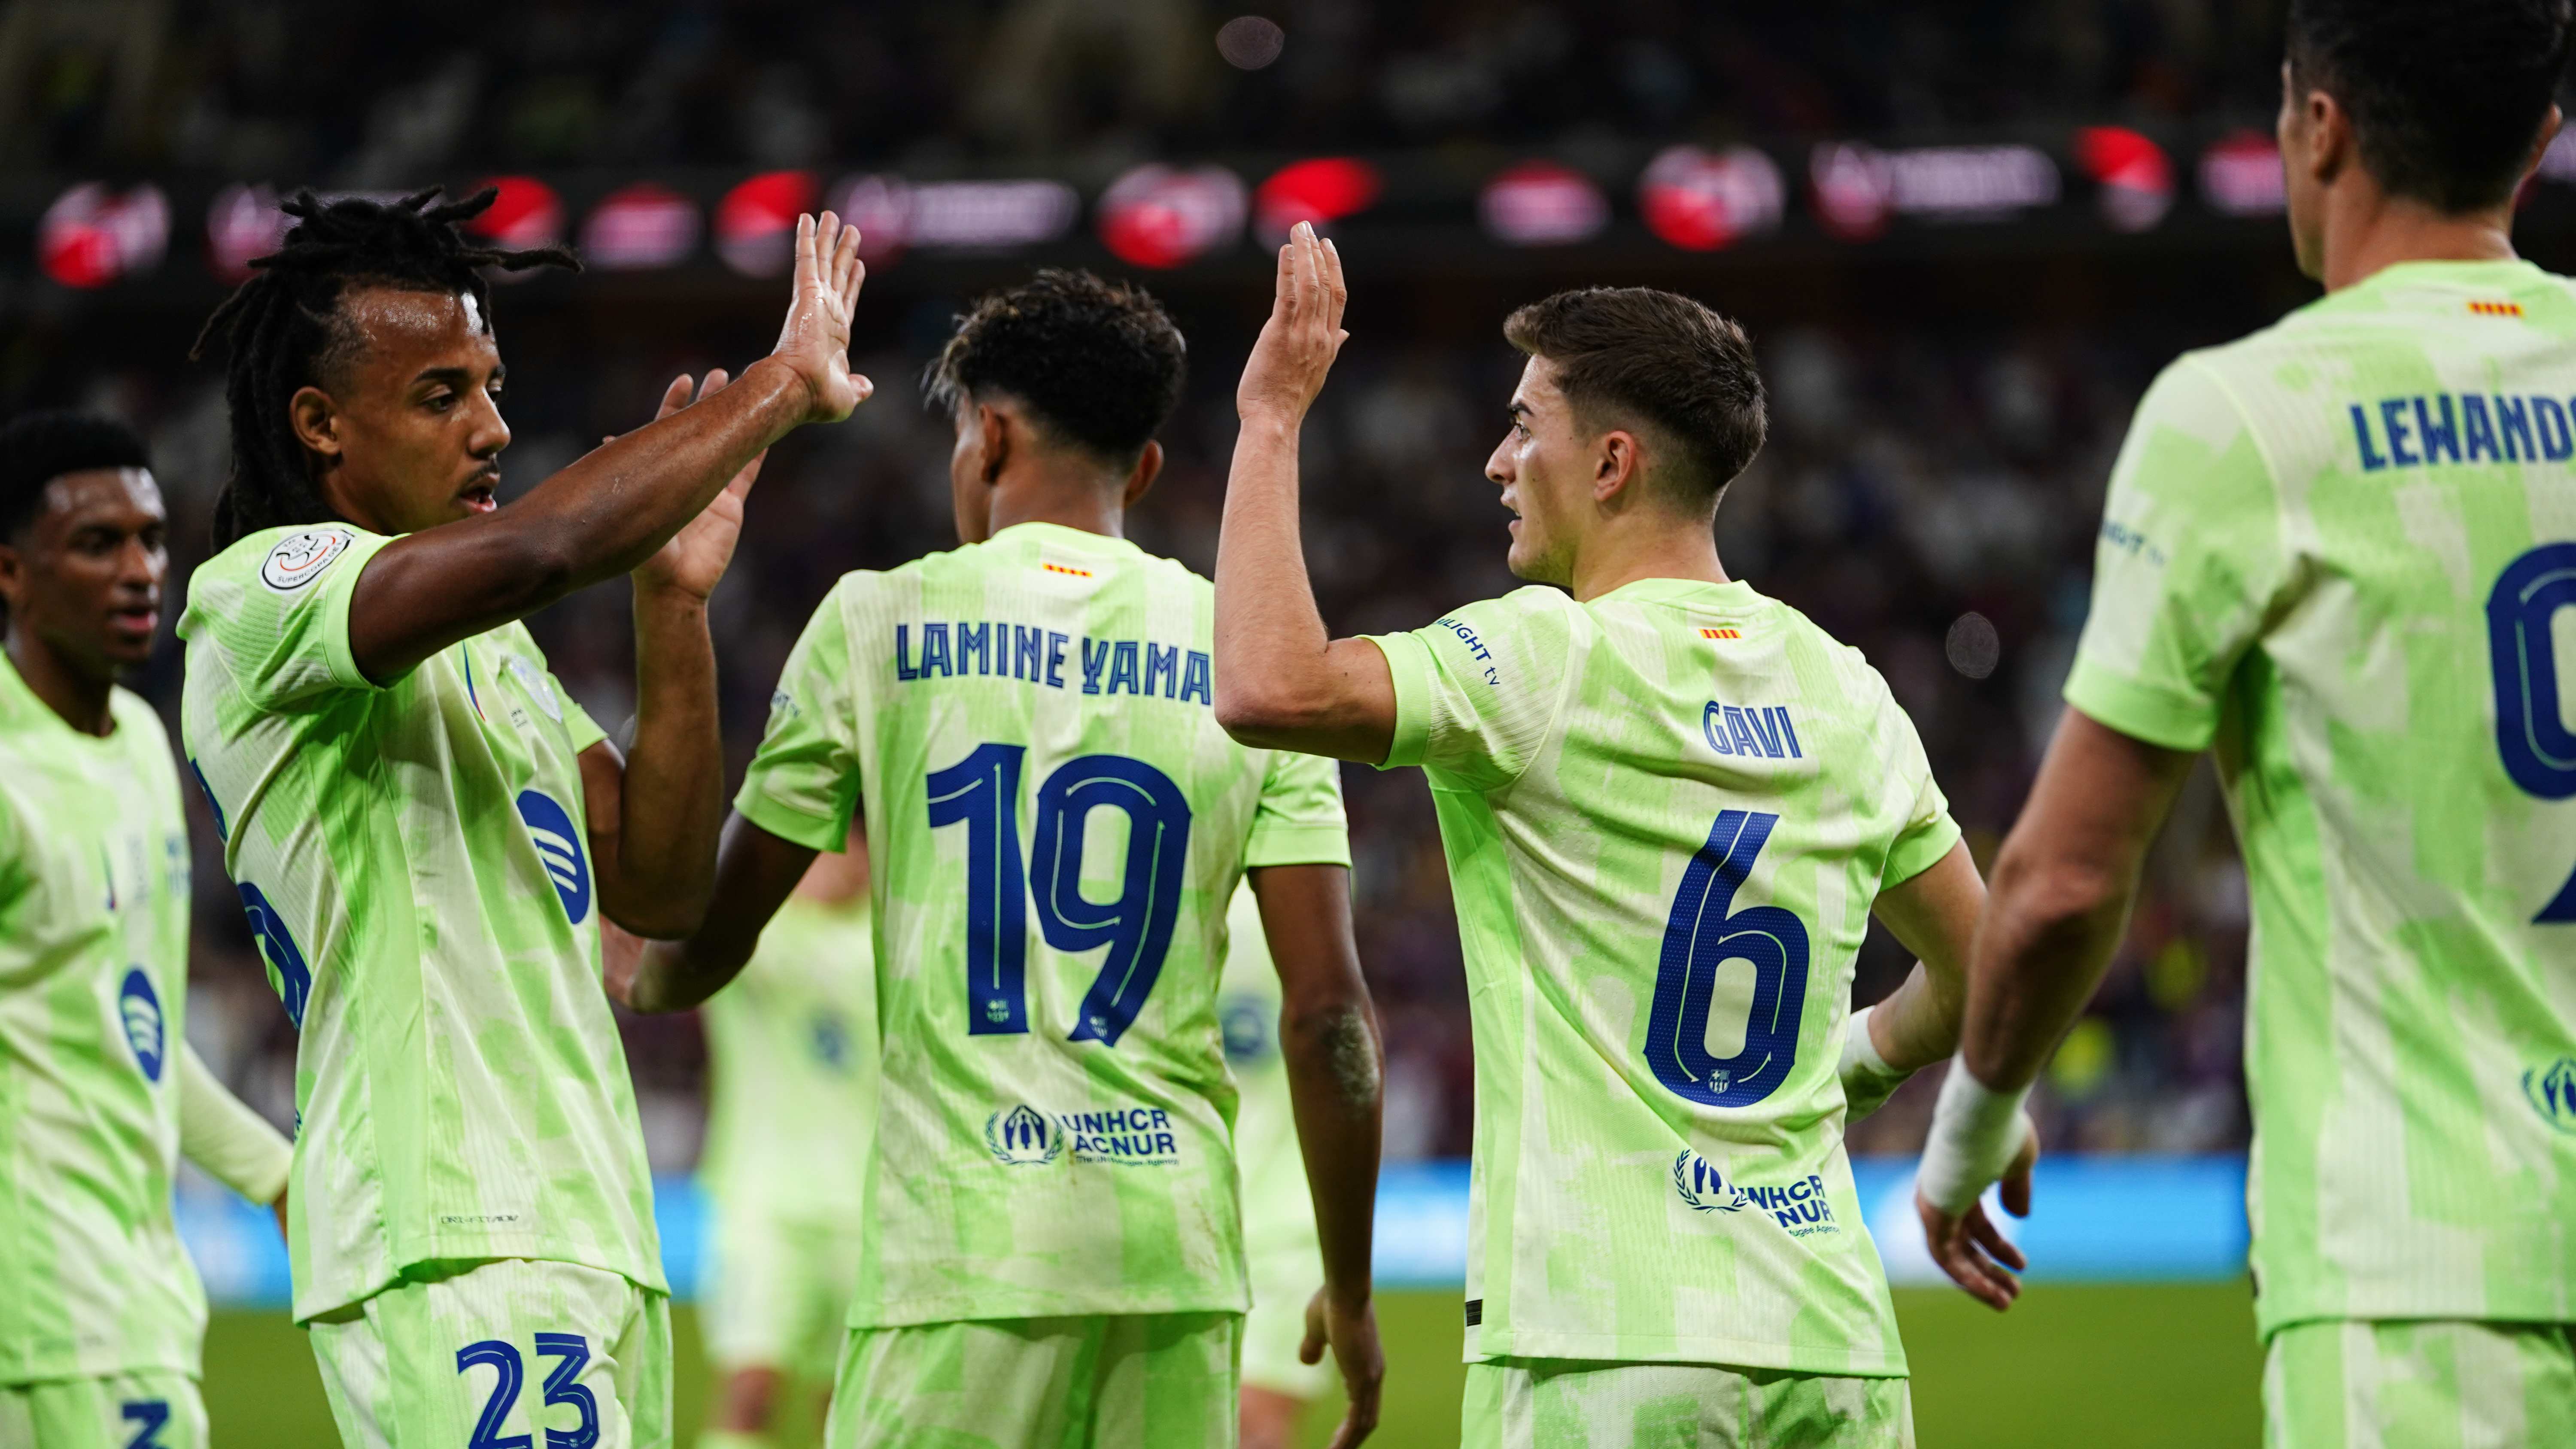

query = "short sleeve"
[1364,589,1577,792]
[557,692,608,757]
[2063,357,2288,753]
[184,525,398,709]
[1244,747,1351,869]
[735,581,865,852]
[1875,677,1962,889]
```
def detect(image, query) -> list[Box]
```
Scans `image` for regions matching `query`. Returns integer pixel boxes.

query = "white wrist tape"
[1917,1063,2033,1215]
[1837,1005,1911,1121]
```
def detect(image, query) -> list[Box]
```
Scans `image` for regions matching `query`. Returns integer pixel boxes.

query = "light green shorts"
[2264,1318,2576,1449]
[1462,1358,1914,1449]
[701,1207,862,1383]
[825,1312,1242,1449]
[307,1258,671,1449]
[1241,1244,1328,1401]
[0,1370,204,1449]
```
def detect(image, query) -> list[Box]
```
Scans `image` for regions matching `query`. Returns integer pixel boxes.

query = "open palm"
[627,370,763,601]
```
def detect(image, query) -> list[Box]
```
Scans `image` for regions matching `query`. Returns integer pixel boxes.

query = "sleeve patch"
[259,527,357,593]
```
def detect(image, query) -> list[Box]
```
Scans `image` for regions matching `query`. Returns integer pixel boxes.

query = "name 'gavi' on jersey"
[1365,577,1961,1377]
[733,521,1350,1331]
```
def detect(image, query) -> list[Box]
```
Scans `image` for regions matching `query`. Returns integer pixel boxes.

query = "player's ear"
[289,386,343,463]
[1594,429,1643,504]
[1121,440,1164,509]
[978,403,1010,486]
[2523,105,2565,190]
[0,538,24,614]
[2302,83,2352,187]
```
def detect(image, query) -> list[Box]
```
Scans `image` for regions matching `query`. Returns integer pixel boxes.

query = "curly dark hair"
[923,269,1187,463]
[1503,287,1768,508]
[2289,0,2575,212]
[0,410,152,541]
[189,187,578,548]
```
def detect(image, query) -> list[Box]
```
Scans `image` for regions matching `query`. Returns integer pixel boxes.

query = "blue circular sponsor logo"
[515,789,591,925]
[119,968,164,1082]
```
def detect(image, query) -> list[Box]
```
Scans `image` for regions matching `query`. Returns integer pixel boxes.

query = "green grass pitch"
[203,1282,2261,1447]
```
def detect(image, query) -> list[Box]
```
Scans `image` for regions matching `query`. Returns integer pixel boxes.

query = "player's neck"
[984,468,1127,542]
[1566,527,1731,603]
[3,628,115,738]
[2318,191,2518,293]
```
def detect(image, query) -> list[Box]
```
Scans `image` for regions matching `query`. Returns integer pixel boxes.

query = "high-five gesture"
[770,211,872,423]
[626,370,766,602]
[1239,221,1349,425]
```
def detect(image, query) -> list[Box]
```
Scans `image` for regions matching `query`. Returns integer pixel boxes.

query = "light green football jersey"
[699,893,877,1224]
[0,659,202,1382]
[1367,579,1960,1376]
[2067,258,2576,1335]
[736,521,1350,1328]
[1215,881,1315,1263]
[176,523,662,1321]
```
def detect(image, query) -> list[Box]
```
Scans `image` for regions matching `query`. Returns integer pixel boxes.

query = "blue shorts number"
[119,1401,170,1449]
[532,1334,599,1449]
[2486,542,2576,920]
[1644,809,1811,1107]
[455,1341,532,1449]
[929,745,1195,1047]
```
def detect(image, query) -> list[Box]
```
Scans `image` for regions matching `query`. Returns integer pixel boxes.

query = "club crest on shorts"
[259,526,355,592]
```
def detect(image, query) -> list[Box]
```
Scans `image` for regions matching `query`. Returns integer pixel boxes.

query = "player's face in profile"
[0,468,168,673]
[2276,60,2328,282]
[302,288,511,535]
[1486,355,1584,585]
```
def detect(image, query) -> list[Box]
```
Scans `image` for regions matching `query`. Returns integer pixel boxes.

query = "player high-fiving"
[178,188,869,1449]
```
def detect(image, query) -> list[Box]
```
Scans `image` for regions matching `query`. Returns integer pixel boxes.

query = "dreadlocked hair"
[189,187,578,548]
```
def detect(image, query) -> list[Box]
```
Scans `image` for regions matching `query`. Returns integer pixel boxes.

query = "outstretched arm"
[345,213,869,683]
[1914,706,2195,1305]
[177,1040,293,1239]
[610,812,817,1012]
[1212,223,1397,765]
[1250,863,1385,1449]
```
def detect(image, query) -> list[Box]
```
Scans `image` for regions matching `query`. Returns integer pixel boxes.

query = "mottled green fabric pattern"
[736,521,1349,1328]
[1368,578,1959,1376]
[178,524,660,1322]
[0,659,202,1382]
[2067,259,2576,1335]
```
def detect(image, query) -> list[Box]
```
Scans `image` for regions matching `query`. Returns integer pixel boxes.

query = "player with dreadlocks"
[177,187,867,1447]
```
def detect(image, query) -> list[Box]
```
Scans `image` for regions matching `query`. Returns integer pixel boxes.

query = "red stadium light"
[2199,132,2285,216]
[207,184,288,283]
[1098,164,1247,269]
[1253,158,1381,245]
[715,171,819,277]
[1638,145,1783,251]
[582,183,702,270]
[465,176,565,251]
[39,183,168,289]
[2076,127,2173,233]
[1479,161,1607,247]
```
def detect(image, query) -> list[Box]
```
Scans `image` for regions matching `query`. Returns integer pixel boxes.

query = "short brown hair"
[1502,287,1767,507]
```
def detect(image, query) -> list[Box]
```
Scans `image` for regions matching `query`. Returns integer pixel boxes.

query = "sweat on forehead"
[315,286,495,387]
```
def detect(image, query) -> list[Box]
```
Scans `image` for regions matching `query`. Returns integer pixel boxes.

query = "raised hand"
[769,211,872,424]
[626,371,765,601]
[1914,1112,2040,1312]
[1302,1286,1384,1448]
[1238,221,1349,426]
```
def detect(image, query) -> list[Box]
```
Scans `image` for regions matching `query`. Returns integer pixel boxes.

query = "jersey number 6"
[1644,809,1812,1108]
[927,743,1194,1048]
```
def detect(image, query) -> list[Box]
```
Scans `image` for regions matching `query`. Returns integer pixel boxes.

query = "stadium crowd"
[57,295,2253,1179]
[6,0,2289,177]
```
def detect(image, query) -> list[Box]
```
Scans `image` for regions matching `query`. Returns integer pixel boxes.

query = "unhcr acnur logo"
[986,1104,1061,1165]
